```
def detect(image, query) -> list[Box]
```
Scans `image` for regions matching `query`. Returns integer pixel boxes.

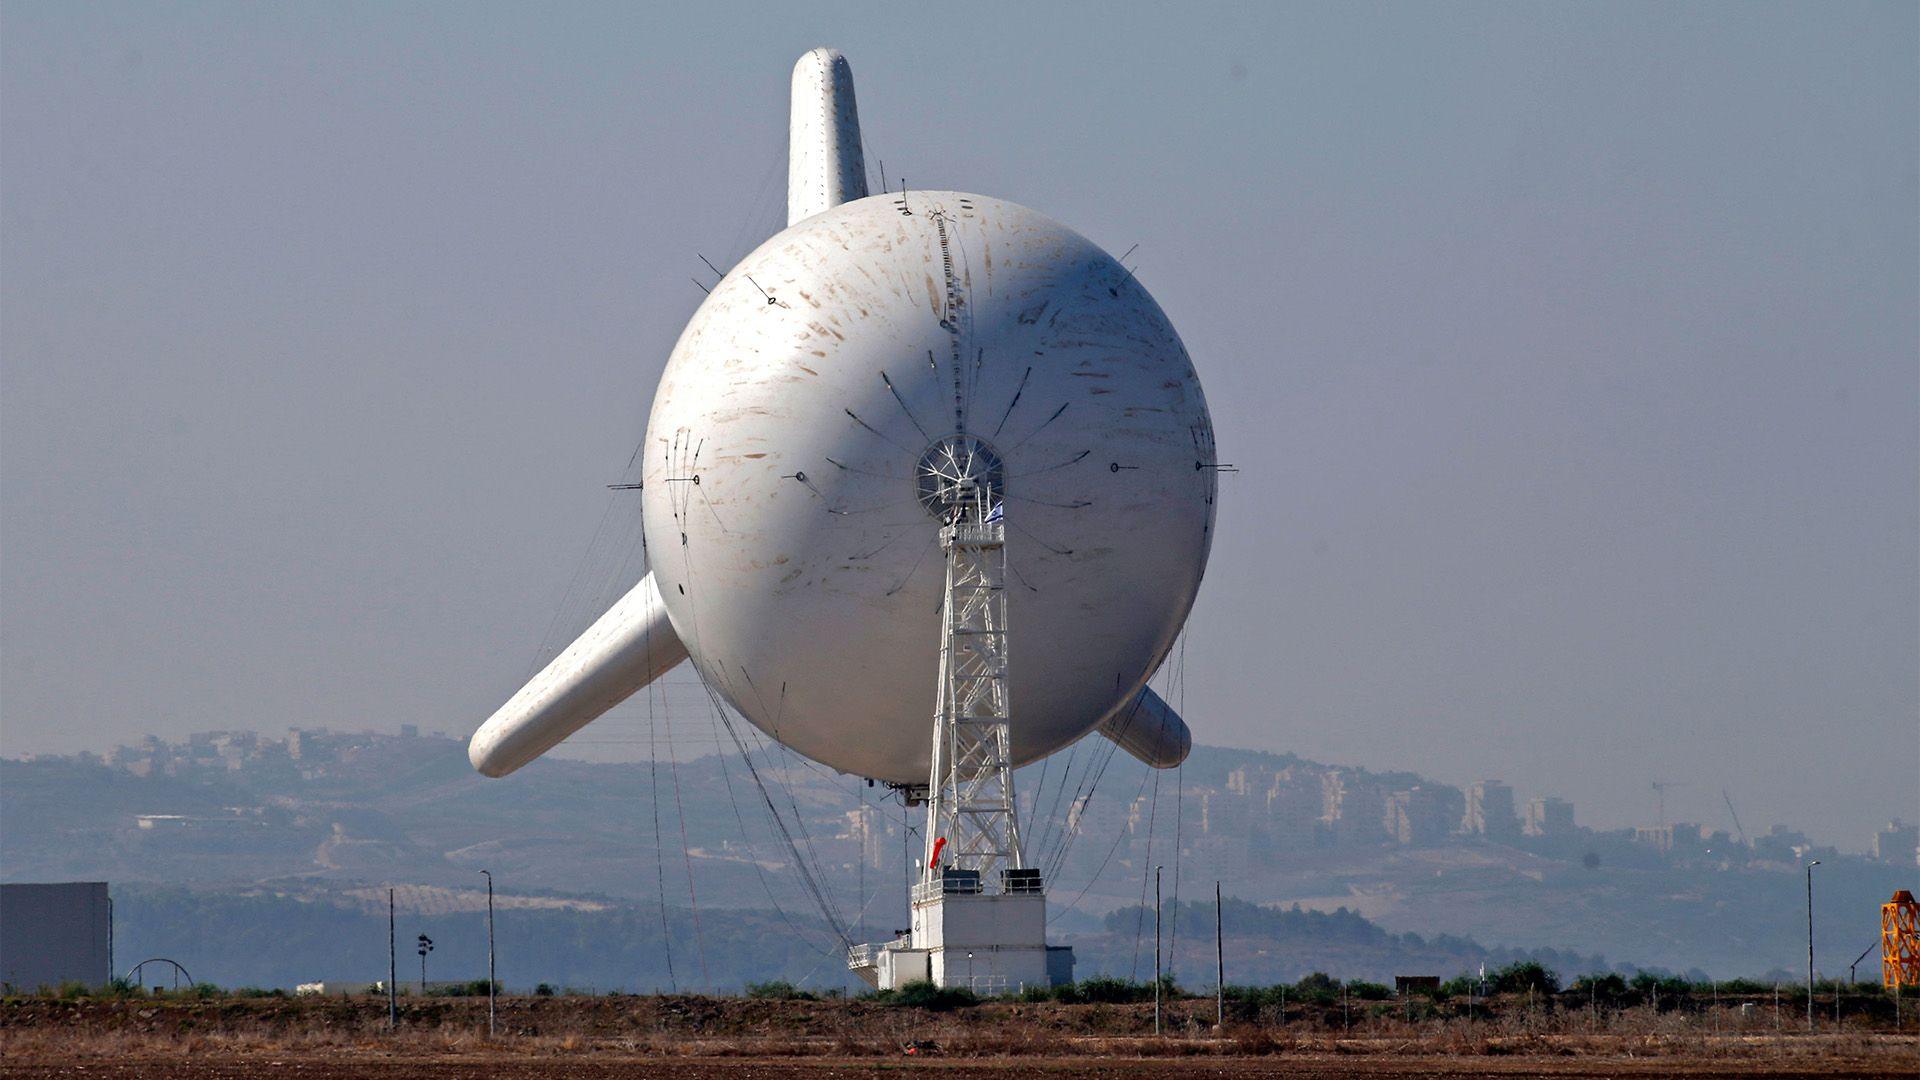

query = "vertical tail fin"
[788,48,869,225]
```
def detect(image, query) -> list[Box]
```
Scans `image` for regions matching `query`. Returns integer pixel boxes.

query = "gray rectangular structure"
[1,882,111,991]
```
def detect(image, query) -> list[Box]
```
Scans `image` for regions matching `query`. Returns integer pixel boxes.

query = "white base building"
[850,870,1073,992]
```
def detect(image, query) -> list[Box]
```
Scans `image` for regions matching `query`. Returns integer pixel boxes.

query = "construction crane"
[1650,780,1688,830]
[1721,789,1749,847]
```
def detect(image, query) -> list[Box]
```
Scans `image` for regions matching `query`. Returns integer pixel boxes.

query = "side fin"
[1097,685,1192,769]
[469,571,687,777]
[788,48,869,226]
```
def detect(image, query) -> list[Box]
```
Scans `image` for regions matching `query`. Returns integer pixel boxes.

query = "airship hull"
[642,192,1216,785]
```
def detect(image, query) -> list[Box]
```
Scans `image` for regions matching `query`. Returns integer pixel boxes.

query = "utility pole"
[1806,860,1821,1031]
[1214,880,1224,1029]
[479,870,496,1038]
[1153,865,1163,1037]
[387,888,397,1031]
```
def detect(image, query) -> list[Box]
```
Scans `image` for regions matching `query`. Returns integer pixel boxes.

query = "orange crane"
[1884,890,1919,989]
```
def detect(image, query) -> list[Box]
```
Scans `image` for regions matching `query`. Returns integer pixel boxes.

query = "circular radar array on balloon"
[915,435,1005,523]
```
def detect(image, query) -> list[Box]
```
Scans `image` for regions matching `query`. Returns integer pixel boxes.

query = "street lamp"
[1805,860,1821,1031]
[1153,865,1163,1037]
[479,870,496,1038]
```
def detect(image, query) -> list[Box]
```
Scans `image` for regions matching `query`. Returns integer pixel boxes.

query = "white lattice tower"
[922,483,1024,890]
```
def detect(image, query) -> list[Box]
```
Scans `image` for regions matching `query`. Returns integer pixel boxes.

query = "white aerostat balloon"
[471,48,1216,786]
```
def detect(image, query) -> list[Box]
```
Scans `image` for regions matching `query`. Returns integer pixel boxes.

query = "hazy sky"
[3,2,1914,848]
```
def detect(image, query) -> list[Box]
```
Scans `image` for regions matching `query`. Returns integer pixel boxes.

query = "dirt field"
[4,1052,1917,1079]
[4,996,1915,1077]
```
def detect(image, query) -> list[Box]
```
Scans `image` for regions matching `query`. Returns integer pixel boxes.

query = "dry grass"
[3,995,1915,1069]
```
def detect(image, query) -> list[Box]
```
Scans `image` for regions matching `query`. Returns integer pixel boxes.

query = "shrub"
[1075,976,1153,1004]
[1570,973,1627,1001]
[1629,972,1688,1002]
[1348,981,1392,1001]
[1222,983,1289,1008]
[1292,972,1339,1004]
[1490,961,1559,995]
[745,980,817,1001]
[533,983,556,997]
[883,980,979,1011]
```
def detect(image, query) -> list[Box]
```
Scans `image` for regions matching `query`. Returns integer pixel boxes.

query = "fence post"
[1213,881,1223,1030]
[387,888,397,1032]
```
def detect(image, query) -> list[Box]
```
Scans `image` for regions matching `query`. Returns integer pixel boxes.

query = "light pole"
[479,870,496,1038]
[1153,865,1163,1037]
[1214,880,1224,1030]
[1805,860,1820,1031]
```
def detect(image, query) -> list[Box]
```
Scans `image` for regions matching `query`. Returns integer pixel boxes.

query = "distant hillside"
[3,729,1909,977]
[105,884,1603,992]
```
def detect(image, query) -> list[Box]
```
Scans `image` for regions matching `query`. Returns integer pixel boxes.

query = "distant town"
[37,724,1916,871]
[3,725,1913,985]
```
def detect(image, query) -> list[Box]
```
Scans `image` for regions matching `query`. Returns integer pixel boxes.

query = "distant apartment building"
[1633,825,1673,851]
[1225,766,1259,797]
[1126,794,1156,835]
[1461,780,1520,840]
[1064,793,1090,838]
[1634,822,1709,854]
[1383,786,1459,846]
[1320,770,1386,846]
[1874,820,1919,866]
[1523,796,1575,837]
[1199,788,1249,838]
[1264,769,1323,848]
[1753,825,1798,861]
[842,804,889,869]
